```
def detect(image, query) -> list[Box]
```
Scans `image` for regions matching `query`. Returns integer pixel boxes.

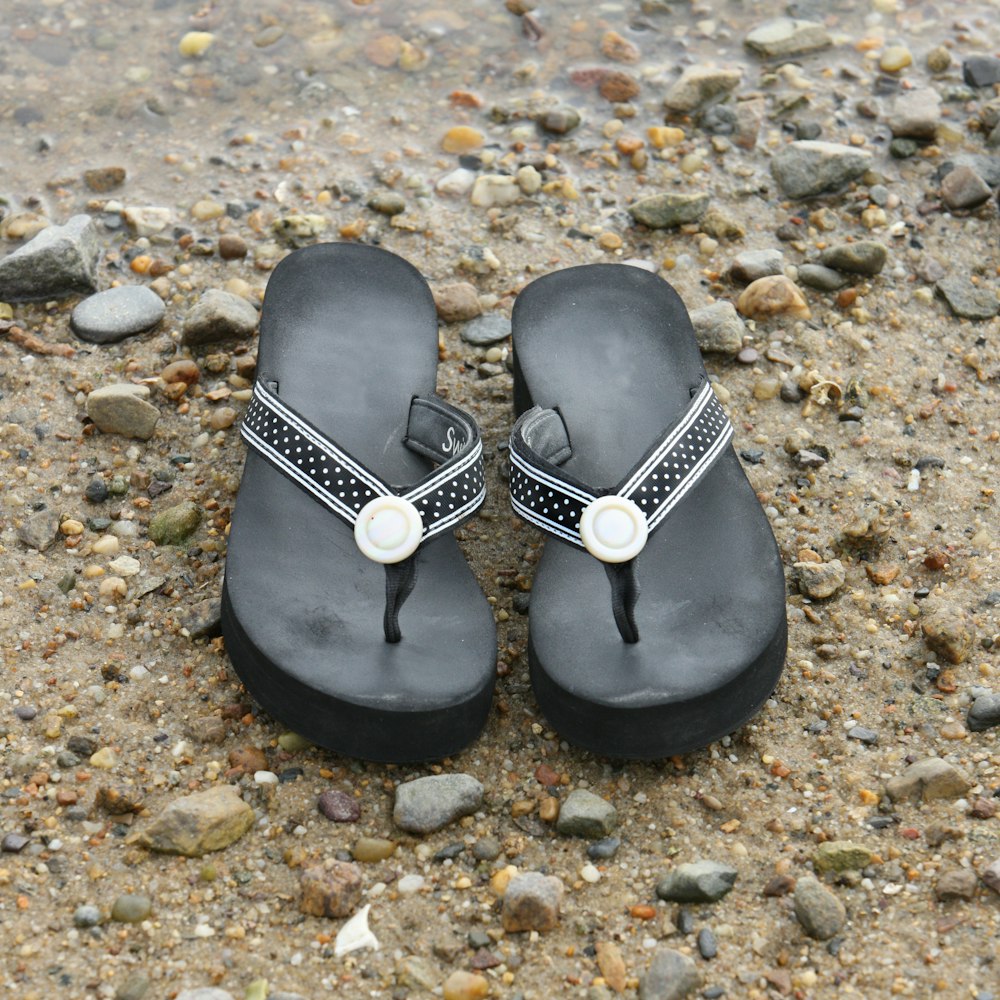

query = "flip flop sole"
[512,264,786,759]
[222,243,496,762]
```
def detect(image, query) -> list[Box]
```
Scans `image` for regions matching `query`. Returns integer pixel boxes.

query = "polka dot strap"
[241,379,485,543]
[509,381,733,551]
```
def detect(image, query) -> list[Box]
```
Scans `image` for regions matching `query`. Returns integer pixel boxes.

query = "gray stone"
[71,285,165,344]
[793,877,845,940]
[538,106,581,135]
[461,313,511,346]
[181,289,258,346]
[175,992,235,1000]
[502,871,564,932]
[935,868,978,901]
[798,264,850,291]
[771,141,872,200]
[885,757,973,803]
[964,55,1000,88]
[393,773,484,834]
[629,192,710,229]
[18,510,60,551]
[936,276,999,321]
[819,241,888,276]
[728,249,784,285]
[0,214,100,302]
[655,860,738,903]
[940,166,992,211]
[367,192,406,216]
[556,789,618,839]
[795,559,846,600]
[149,501,202,546]
[110,893,152,923]
[887,89,941,140]
[968,693,1000,732]
[982,859,1000,895]
[86,384,160,440]
[181,598,222,639]
[663,66,741,113]
[689,302,746,355]
[745,18,831,59]
[639,948,700,1000]
[114,973,150,1000]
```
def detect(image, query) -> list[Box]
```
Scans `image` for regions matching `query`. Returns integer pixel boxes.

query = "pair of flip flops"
[221,244,786,762]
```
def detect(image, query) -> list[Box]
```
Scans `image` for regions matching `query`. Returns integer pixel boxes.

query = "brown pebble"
[84,166,126,193]
[923,549,948,570]
[836,288,858,309]
[763,873,796,897]
[534,764,560,786]
[209,406,237,431]
[539,796,560,823]
[737,275,811,321]
[161,359,201,385]
[218,234,248,260]
[299,862,362,918]
[318,789,361,823]
[599,71,640,102]
[227,746,267,775]
[970,797,998,819]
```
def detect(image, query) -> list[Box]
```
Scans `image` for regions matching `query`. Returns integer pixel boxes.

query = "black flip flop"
[222,243,496,762]
[508,264,786,759]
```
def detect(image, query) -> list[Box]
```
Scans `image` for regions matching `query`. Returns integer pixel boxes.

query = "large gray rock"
[819,241,888,276]
[663,66,741,113]
[461,313,511,346]
[655,860,738,903]
[556,789,618,839]
[885,757,973,803]
[181,289,258,346]
[393,774,484,834]
[794,877,846,940]
[71,285,166,344]
[17,510,60,551]
[745,18,831,59]
[689,301,746,354]
[629,192,710,229]
[888,88,941,140]
[639,948,700,1000]
[771,141,872,199]
[86,384,160,440]
[0,215,100,302]
[936,276,1000,321]
[968,692,1000,732]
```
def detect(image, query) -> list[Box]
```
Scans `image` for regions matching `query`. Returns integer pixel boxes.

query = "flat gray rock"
[461,313,511,346]
[86,384,160,440]
[663,66,741,113]
[639,947,700,1000]
[556,789,618,839]
[794,877,846,940]
[393,773,484,834]
[888,88,941,140]
[771,141,871,200]
[936,276,1000,320]
[0,214,100,302]
[819,241,887,276]
[629,192,710,229]
[71,285,166,344]
[728,249,784,285]
[182,289,258,346]
[968,692,1000,732]
[745,18,831,59]
[18,510,60,551]
[798,263,850,291]
[656,860,738,903]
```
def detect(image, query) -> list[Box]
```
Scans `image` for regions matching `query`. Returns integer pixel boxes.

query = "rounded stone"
[111,893,152,923]
[318,789,361,823]
[73,904,101,928]
[70,285,165,344]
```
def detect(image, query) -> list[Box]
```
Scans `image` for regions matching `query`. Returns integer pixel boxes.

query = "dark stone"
[587,836,621,860]
[2,833,30,853]
[318,789,362,823]
[963,55,1000,88]
[14,706,37,721]
[85,478,109,503]
[697,928,718,959]
[847,725,878,744]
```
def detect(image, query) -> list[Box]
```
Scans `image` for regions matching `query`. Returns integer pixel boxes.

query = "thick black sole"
[222,583,495,763]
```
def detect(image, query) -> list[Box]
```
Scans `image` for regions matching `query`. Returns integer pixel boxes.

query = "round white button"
[579,495,648,563]
[354,496,423,564]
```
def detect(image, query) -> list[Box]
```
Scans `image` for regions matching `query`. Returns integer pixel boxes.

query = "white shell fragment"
[334,904,380,958]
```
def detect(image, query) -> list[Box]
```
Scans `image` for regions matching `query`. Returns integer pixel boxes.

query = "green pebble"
[148,501,202,545]
[57,572,77,594]
[110,893,152,923]
[107,475,129,496]
[245,980,269,1000]
[199,863,218,882]
[814,840,874,873]
[277,732,312,753]
[889,138,918,159]
[352,837,397,862]
[366,192,407,216]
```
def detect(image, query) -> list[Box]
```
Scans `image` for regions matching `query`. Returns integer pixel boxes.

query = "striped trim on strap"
[509,380,733,553]
[241,379,486,544]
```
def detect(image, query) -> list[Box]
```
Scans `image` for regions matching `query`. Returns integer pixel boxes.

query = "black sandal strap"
[241,379,485,641]
[509,379,733,642]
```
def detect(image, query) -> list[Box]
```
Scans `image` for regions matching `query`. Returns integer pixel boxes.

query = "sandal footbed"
[222,243,496,762]
[512,263,786,758]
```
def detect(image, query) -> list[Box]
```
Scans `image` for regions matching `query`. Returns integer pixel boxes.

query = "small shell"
[334,904,379,958]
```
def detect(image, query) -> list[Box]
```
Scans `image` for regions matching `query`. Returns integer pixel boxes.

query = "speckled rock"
[689,301,746,354]
[18,510,60,551]
[628,192,710,229]
[745,18,832,59]
[819,241,887,276]
[771,141,871,199]
[663,66,741,112]
[885,757,973,803]
[135,786,253,857]
[727,249,784,285]
[794,877,845,940]
[655,860,738,903]
[921,602,976,663]
[434,282,481,322]
[639,947,700,1000]
[71,285,166,344]
[300,862,362,918]
[935,868,978,901]
[556,789,618,839]
[182,289,258,346]
[814,841,874,873]
[0,214,100,302]
[318,789,362,822]
[501,871,564,932]
[393,774,484,834]
[149,501,202,545]
[794,559,845,599]
[86,384,160,440]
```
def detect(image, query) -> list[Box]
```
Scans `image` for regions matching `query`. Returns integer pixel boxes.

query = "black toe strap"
[605,560,640,644]
[241,379,486,642]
